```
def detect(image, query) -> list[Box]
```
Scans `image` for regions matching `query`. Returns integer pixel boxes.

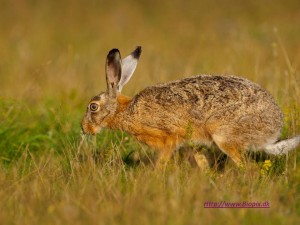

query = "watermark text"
[204,201,270,208]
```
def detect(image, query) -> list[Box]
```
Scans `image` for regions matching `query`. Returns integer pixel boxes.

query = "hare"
[81,46,300,168]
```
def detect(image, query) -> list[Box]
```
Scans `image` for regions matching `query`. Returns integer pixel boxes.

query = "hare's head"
[81,46,141,135]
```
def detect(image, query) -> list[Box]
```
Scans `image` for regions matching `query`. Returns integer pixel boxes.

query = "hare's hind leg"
[212,134,245,167]
[193,145,228,171]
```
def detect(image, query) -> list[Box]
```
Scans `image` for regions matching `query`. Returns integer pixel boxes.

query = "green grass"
[0,0,300,224]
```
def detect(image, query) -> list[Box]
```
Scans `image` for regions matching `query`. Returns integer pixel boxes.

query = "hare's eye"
[89,103,99,112]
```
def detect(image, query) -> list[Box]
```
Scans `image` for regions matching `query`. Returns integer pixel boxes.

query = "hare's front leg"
[138,133,182,170]
[155,148,175,170]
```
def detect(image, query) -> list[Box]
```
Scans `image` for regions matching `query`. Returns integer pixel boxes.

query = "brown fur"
[82,74,283,167]
[81,47,289,168]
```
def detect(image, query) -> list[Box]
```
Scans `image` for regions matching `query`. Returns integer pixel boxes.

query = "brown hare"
[81,46,300,168]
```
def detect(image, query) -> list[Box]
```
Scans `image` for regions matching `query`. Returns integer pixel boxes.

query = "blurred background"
[1,0,299,99]
[0,0,299,159]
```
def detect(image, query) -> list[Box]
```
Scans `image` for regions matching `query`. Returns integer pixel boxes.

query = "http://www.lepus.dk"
[81,46,300,169]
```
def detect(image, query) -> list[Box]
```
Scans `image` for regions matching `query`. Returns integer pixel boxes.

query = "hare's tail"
[264,136,300,155]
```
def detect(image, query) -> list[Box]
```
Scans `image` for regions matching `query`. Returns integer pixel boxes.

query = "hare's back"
[131,74,282,125]
[134,74,277,108]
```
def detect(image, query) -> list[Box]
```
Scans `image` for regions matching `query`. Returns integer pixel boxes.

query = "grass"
[0,0,300,224]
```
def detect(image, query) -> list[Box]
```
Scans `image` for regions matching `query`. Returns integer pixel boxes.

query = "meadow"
[0,0,300,224]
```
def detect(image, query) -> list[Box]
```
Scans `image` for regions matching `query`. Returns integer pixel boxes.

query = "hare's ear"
[105,49,122,97]
[118,46,142,92]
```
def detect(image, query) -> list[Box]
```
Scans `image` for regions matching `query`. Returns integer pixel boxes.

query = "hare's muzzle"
[81,118,101,135]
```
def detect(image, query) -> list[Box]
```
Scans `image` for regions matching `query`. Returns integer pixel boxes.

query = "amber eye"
[89,103,99,112]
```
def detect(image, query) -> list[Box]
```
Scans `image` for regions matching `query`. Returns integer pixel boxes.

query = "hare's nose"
[81,120,99,135]
[81,119,90,135]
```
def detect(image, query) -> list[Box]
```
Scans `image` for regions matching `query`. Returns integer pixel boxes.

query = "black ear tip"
[132,46,142,59]
[107,48,121,59]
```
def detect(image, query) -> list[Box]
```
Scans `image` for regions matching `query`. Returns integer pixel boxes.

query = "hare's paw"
[193,152,210,172]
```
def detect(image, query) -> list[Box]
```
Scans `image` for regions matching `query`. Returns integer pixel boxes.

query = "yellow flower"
[260,160,273,176]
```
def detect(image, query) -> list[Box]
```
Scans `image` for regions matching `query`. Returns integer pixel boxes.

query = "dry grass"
[1,148,300,225]
[0,0,300,224]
